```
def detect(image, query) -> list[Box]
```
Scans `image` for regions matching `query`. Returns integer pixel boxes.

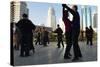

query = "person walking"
[54,24,64,48]
[35,28,41,45]
[88,26,94,46]
[85,27,90,45]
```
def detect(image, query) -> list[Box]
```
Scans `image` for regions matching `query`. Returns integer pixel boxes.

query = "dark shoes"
[62,44,64,48]
[68,53,72,56]
[64,56,71,59]
[24,54,30,57]
[72,57,82,62]
[72,58,79,62]
[33,50,35,53]
[57,46,60,48]
[79,55,82,58]
[20,55,24,57]
[72,54,82,61]
[20,54,30,57]
[64,53,72,59]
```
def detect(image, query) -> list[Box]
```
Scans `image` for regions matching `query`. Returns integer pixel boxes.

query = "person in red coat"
[62,4,72,59]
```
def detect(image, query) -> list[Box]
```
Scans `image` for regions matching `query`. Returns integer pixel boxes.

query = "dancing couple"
[62,4,82,61]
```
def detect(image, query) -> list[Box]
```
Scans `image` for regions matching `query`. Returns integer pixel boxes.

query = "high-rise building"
[10,1,28,23]
[47,7,56,31]
[84,6,88,27]
[80,7,84,30]
[93,13,97,28]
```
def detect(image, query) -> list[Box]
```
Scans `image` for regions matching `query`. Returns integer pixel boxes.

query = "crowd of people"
[35,27,49,46]
[85,26,94,46]
[12,4,94,61]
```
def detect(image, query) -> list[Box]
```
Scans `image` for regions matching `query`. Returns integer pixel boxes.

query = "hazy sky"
[27,2,97,29]
[27,2,62,26]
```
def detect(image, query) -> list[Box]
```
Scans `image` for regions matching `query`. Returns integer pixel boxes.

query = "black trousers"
[35,38,41,45]
[29,35,35,53]
[43,37,48,46]
[20,35,30,56]
[57,36,64,48]
[86,37,89,45]
[88,37,93,46]
[72,29,82,58]
[20,44,29,56]
[64,32,72,57]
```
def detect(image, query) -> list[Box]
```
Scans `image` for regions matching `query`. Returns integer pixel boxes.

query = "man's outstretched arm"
[62,5,65,21]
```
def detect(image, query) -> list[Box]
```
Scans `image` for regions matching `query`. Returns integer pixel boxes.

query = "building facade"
[10,1,28,23]
[47,7,56,31]
[93,13,97,28]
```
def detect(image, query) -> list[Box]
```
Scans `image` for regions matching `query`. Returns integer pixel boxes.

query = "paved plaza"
[14,41,97,66]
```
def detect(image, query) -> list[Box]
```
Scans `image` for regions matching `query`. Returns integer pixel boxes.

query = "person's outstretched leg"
[35,39,38,45]
[57,37,61,48]
[86,37,89,45]
[72,29,82,61]
[61,38,64,48]
[20,45,24,57]
[39,39,41,45]
[25,46,30,57]
[20,38,25,57]
[90,37,93,46]
[64,32,72,59]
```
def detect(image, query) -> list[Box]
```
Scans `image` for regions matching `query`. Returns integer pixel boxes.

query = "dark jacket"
[54,27,63,36]
[65,6,80,30]
[16,19,36,35]
[43,30,49,42]
[16,18,36,48]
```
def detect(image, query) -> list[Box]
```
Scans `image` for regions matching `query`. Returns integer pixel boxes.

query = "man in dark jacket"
[89,26,93,46]
[63,4,82,61]
[16,14,36,57]
[54,24,64,48]
[85,27,90,45]
[35,28,41,45]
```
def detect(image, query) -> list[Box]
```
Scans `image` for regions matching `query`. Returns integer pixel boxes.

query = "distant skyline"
[27,2,97,30]
[27,2,62,26]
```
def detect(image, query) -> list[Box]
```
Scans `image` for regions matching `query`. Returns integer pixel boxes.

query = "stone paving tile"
[14,41,97,66]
